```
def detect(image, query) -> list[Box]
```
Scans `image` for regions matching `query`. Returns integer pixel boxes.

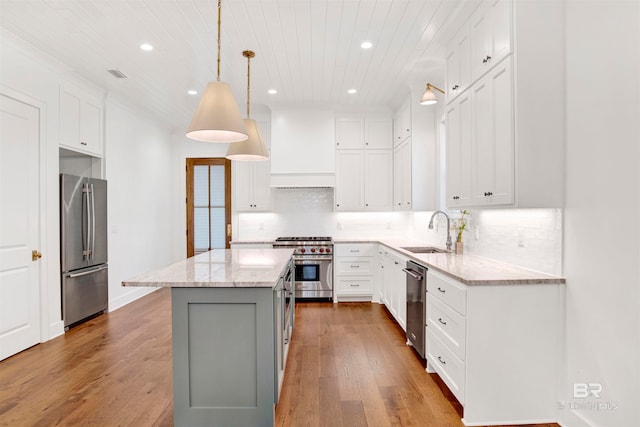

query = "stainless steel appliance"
[60,174,108,330]
[404,260,427,358]
[273,237,333,299]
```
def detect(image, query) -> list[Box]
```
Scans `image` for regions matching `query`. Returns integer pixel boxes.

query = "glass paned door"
[186,158,231,257]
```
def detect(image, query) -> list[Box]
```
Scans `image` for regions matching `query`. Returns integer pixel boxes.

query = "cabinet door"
[335,151,364,211]
[233,159,271,211]
[364,117,392,149]
[364,150,393,211]
[446,28,470,103]
[336,117,364,149]
[446,92,473,207]
[393,140,412,211]
[470,0,512,82]
[59,83,103,157]
[472,58,513,206]
[391,254,407,330]
[393,100,411,145]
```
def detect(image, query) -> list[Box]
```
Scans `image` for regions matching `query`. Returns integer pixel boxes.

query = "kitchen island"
[122,248,294,427]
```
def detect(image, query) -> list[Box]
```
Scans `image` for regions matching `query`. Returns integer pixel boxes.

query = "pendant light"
[226,50,269,161]
[420,83,445,106]
[186,0,248,143]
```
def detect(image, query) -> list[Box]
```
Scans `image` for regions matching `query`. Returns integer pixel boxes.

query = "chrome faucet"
[428,210,452,251]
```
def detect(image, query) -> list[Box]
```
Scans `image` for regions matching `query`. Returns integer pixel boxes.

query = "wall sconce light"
[420,83,445,106]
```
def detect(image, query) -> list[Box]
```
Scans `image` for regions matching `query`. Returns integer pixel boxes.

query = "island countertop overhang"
[122,248,294,288]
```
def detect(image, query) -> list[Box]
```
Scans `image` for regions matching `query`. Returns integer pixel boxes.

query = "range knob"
[326,248,331,253]
[300,248,306,253]
[319,248,325,253]
[311,248,316,253]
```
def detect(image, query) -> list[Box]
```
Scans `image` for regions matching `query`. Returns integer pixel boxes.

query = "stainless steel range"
[273,237,333,299]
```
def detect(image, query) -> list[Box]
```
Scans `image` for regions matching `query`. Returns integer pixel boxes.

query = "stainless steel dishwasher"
[404,260,427,359]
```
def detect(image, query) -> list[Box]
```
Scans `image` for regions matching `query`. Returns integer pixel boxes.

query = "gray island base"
[122,248,295,427]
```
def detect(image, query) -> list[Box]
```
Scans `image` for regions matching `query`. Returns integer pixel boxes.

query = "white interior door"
[0,93,42,361]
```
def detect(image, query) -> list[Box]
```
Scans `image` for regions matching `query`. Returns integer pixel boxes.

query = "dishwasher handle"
[402,268,423,281]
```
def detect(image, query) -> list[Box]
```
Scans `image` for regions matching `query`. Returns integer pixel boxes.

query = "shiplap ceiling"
[0,0,478,131]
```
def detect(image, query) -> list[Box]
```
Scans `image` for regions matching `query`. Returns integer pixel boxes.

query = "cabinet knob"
[365,142,369,145]
[482,55,492,64]
[336,204,340,207]
[80,142,88,146]
[452,84,459,91]
[336,142,340,146]
[365,203,369,207]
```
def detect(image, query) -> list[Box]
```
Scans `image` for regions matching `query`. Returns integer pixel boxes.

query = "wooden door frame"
[185,158,232,257]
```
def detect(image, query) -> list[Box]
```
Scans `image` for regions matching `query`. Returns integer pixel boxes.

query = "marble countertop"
[122,248,294,288]
[360,238,564,286]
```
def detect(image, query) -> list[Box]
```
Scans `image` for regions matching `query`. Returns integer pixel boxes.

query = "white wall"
[104,95,175,310]
[562,2,640,426]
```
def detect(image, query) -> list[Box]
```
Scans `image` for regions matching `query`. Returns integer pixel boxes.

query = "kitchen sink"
[400,246,450,254]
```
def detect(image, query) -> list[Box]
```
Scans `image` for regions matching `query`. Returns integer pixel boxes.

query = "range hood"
[270,108,335,188]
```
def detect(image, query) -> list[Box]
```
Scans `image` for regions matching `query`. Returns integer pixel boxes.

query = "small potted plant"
[454,210,469,254]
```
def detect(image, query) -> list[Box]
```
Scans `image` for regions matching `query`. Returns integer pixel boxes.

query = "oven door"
[293,256,332,299]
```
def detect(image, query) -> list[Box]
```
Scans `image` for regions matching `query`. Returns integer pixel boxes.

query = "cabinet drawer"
[427,331,465,405]
[427,295,466,361]
[335,243,376,257]
[336,276,373,295]
[427,271,467,315]
[335,258,373,275]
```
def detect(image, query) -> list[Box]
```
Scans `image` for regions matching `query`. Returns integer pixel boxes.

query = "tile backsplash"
[237,188,562,275]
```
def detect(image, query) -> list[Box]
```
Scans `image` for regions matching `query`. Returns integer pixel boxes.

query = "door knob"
[32,250,42,261]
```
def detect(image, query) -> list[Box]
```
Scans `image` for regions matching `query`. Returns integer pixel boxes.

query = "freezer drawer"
[62,265,108,329]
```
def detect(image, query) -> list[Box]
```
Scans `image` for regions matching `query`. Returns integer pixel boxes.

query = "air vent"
[107,69,128,79]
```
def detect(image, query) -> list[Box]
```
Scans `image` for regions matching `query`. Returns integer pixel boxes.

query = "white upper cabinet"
[471,58,514,206]
[393,99,411,145]
[364,150,393,210]
[470,0,512,82]
[446,29,471,103]
[335,117,364,149]
[335,150,364,211]
[364,117,393,149]
[393,139,412,211]
[336,116,392,149]
[59,81,104,157]
[445,0,563,209]
[234,156,271,211]
[446,92,473,207]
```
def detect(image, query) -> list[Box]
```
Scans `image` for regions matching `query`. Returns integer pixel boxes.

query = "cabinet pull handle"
[350,283,360,287]
[80,141,88,146]
[482,55,492,64]
[437,287,446,293]
[452,84,459,90]
[484,191,493,197]
[438,317,447,326]
[437,356,446,365]
[350,265,360,268]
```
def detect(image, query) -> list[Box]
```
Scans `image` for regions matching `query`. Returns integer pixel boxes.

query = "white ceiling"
[0,0,478,131]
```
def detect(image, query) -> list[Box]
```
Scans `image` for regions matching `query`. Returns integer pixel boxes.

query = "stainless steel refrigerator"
[60,174,108,330]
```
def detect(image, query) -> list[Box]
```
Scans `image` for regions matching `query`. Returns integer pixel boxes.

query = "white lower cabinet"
[334,243,375,301]
[426,269,561,425]
[377,246,409,330]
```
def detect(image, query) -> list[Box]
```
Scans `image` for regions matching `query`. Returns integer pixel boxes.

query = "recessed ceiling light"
[140,43,153,51]
[360,41,373,49]
[347,89,357,94]
[188,90,198,95]
[268,89,277,94]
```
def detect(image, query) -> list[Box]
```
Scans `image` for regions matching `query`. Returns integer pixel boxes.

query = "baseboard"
[47,320,65,341]
[109,287,158,312]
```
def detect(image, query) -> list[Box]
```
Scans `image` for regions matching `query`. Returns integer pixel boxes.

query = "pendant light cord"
[246,54,251,118]
[216,0,221,81]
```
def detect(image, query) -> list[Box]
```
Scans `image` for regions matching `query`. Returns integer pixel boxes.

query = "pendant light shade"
[226,118,268,160]
[185,0,248,143]
[226,50,269,161]
[186,81,248,142]
[420,83,445,106]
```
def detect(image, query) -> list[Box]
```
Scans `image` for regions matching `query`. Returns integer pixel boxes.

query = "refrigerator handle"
[68,265,108,278]
[90,183,95,260]
[82,183,90,260]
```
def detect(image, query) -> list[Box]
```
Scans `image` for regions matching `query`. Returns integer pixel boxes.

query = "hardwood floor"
[0,289,559,427]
